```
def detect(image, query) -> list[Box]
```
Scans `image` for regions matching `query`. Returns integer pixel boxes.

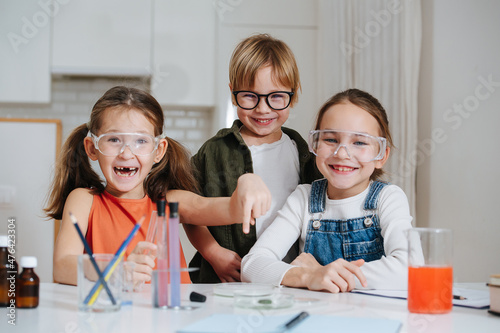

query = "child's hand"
[303,258,367,293]
[127,241,157,286]
[206,247,242,282]
[230,174,272,234]
[290,253,322,269]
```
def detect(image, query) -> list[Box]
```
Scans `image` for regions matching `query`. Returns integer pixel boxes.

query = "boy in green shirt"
[185,34,320,283]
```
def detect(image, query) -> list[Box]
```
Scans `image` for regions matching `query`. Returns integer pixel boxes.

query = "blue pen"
[70,212,116,305]
[282,311,309,331]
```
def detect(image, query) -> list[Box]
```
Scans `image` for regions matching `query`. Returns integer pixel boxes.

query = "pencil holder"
[78,254,122,312]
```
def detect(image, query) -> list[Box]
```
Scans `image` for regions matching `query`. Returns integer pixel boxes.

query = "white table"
[1,283,497,332]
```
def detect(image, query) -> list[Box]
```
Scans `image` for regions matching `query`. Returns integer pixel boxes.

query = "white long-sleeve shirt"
[241,183,413,290]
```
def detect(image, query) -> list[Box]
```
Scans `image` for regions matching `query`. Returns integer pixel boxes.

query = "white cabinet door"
[0,119,60,282]
[51,0,152,76]
[152,0,216,106]
[0,0,51,103]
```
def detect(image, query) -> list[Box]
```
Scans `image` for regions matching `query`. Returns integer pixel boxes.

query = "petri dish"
[234,292,294,310]
[213,282,274,297]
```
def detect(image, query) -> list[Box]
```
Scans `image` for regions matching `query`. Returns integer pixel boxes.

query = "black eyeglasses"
[232,91,294,111]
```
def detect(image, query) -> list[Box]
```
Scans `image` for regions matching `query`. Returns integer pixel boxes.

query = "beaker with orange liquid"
[407,228,453,314]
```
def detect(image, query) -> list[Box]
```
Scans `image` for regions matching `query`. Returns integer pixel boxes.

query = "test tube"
[155,199,169,308]
[168,202,181,307]
[136,211,158,292]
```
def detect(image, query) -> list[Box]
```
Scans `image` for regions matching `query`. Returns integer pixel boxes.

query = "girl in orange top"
[46,86,271,287]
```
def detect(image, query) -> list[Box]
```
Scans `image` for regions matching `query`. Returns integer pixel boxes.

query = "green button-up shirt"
[189,120,321,283]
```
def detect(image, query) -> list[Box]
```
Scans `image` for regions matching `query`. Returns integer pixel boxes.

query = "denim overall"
[304,179,386,265]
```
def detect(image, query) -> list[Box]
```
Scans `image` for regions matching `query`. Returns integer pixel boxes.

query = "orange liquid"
[408,266,453,314]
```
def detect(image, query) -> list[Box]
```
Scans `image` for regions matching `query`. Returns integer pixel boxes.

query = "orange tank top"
[86,191,190,283]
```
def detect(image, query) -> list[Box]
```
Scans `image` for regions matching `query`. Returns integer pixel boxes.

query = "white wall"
[417,0,500,282]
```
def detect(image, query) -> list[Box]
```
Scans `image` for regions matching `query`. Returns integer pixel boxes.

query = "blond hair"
[229,33,301,107]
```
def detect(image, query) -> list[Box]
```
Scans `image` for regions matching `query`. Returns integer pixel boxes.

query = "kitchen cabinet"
[51,0,152,76]
[0,0,51,103]
[152,0,216,106]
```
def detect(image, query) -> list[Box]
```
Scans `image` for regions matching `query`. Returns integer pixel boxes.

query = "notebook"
[351,287,490,309]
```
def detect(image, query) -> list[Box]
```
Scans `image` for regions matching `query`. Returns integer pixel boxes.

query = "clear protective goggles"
[308,129,387,162]
[87,132,163,156]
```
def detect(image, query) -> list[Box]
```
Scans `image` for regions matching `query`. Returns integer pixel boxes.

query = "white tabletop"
[1,283,498,332]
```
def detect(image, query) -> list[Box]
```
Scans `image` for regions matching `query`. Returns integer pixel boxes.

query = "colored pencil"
[85,215,145,305]
[453,295,467,300]
[69,212,116,305]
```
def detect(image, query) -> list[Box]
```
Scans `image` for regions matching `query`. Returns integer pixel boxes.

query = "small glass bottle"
[17,256,40,308]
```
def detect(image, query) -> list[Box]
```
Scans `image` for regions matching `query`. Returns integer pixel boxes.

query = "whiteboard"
[0,119,61,282]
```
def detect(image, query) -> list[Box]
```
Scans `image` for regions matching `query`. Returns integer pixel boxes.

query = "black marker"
[283,311,309,331]
[189,291,207,303]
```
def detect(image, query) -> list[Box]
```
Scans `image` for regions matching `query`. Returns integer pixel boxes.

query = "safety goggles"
[308,129,387,162]
[87,132,163,156]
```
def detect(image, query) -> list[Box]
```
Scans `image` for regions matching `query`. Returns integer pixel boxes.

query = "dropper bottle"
[17,256,39,308]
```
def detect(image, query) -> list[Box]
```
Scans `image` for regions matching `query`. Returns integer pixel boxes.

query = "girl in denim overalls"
[242,89,413,293]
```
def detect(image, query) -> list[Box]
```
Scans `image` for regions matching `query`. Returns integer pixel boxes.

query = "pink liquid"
[157,259,168,307]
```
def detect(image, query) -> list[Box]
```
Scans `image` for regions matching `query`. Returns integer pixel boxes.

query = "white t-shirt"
[241,182,413,290]
[248,132,300,238]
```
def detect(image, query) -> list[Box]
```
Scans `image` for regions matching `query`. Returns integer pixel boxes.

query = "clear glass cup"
[78,254,122,312]
[407,228,453,314]
[122,261,136,306]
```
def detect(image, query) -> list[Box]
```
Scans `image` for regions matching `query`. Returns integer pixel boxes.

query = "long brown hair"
[314,89,394,181]
[45,86,198,220]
